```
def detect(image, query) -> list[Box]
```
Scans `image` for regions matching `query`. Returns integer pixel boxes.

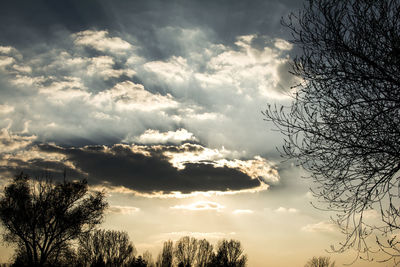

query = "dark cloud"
[0,157,83,180]
[0,0,302,57]
[33,143,262,194]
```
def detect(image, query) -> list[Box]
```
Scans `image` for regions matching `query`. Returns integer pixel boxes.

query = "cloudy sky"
[0,1,380,266]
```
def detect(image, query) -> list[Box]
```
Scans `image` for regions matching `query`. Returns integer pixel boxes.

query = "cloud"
[130,129,198,145]
[0,56,14,69]
[0,128,36,153]
[274,38,293,51]
[38,77,90,102]
[302,221,337,233]
[0,104,14,115]
[92,81,178,111]
[170,201,224,211]
[0,46,15,54]
[12,64,31,73]
[0,141,273,196]
[232,209,254,215]
[86,56,136,79]
[73,30,132,54]
[274,207,298,213]
[108,205,140,215]
[0,28,295,172]
[144,56,191,84]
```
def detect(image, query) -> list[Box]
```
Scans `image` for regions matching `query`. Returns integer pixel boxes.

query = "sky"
[0,1,384,266]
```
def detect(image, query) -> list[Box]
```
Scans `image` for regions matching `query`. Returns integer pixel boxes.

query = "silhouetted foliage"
[128,256,147,267]
[304,256,335,267]
[142,250,155,267]
[12,242,77,267]
[0,173,107,267]
[78,229,136,266]
[210,239,247,267]
[174,236,197,267]
[263,0,400,262]
[157,240,173,267]
[90,256,106,267]
[195,239,213,267]
[152,238,247,267]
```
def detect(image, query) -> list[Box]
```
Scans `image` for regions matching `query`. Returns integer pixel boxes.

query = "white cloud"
[108,205,140,215]
[162,145,279,183]
[189,34,296,99]
[86,56,135,79]
[11,75,46,87]
[0,56,14,68]
[274,38,293,51]
[232,209,254,215]
[131,129,198,144]
[0,45,22,59]
[73,30,132,53]
[274,207,298,213]
[0,46,15,54]
[12,64,32,73]
[38,77,90,103]
[0,104,14,115]
[92,81,178,111]
[0,128,36,153]
[302,221,337,233]
[214,156,280,183]
[144,56,191,84]
[170,201,224,211]
[163,144,243,170]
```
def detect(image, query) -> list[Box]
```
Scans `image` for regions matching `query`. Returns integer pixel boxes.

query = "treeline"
[62,232,246,267]
[0,173,247,267]
[154,237,247,267]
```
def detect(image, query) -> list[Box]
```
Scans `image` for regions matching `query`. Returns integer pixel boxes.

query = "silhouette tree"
[128,256,147,267]
[12,242,77,267]
[158,240,173,267]
[78,229,136,266]
[174,236,198,267]
[143,250,155,267]
[155,253,162,267]
[195,239,213,267]
[304,256,335,267]
[211,239,247,267]
[263,0,400,261]
[0,173,107,267]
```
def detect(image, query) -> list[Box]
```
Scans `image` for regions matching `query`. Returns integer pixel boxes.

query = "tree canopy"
[264,0,400,262]
[0,173,107,266]
[78,229,136,266]
[304,256,335,267]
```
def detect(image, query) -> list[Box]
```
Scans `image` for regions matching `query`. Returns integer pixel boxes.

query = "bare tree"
[174,236,198,267]
[304,256,335,267]
[78,229,136,266]
[263,0,400,262]
[159,240,173,267]
[195,239,213,267]
[129,255,147,267]
[212,239,247,267]
[143,250,155,267]
[155,253,162,267]
[0,173,107,267]
[12,241,77,267]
